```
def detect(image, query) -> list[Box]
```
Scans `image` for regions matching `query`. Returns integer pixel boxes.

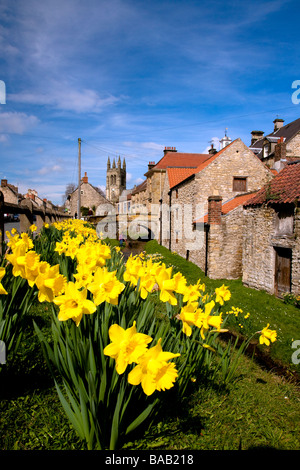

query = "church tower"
[106,156,126,203]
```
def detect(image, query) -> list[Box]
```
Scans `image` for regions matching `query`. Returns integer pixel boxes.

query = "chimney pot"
[273,118,284,132]
[251,130,264,146]
[1,179,7,187]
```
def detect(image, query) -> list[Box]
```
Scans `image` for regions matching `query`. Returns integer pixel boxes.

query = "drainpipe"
[168,189,172,251]
[204,222,210,277]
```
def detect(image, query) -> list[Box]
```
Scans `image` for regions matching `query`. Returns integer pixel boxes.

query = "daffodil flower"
[128,338,180,396]
[87,267,125,306]
[54,281,96,327]
[259,324,277,346]
[215,284,231,305]
[0,267,8,295]
[103,321,152,374]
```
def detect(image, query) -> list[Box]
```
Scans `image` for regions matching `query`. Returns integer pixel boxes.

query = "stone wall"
[287,131,300,157]
[242,204,300,296]
[207,205,245,279]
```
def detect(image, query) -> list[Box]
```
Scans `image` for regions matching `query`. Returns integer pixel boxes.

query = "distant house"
[1,179,22,204]
[68,172,113,217]
[242,161,300,297]
[249,117,300,171]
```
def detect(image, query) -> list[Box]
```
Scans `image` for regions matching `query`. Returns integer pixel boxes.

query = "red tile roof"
[167,140,238,189]
[167,167,199,189]
[152,152,210,170]
[195,192,258,223]
[244,161,300,206]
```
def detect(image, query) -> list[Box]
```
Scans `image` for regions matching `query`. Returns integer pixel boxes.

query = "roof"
[167,167,199,189]
[244,161,300,206]
[195,192,258,223]
[150,151,210,171]
[131,179,147,194]
[168,140,238,189]
[250,117,300,158]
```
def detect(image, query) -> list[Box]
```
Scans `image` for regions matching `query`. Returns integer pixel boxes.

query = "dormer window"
[264,144,270,158]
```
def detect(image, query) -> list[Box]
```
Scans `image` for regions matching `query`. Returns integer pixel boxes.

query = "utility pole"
[78,138,81,219]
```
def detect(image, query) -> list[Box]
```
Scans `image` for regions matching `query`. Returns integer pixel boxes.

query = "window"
[233,177,247,192]
[274,206,294,236]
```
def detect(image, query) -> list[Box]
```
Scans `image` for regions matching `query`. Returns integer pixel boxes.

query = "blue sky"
[1,0,300,205]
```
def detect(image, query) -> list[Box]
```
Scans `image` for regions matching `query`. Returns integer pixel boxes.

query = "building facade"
[242,161,300,296]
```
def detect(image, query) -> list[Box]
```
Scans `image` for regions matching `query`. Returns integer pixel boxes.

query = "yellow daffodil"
[87,267,125,306]
[215,284,231,305]
[259,324,277,346]
[155,265,179,305]
[0,267,8,295]
[128,338,180,396]
[35,262,66,303]
[30,224,37,232]
[73,264,94,289]
[54,282,96,327]
[5,242,28,278]
[103,321,153,374]
[179,302,198,336]
[194,300,222,339]
[182,280,205,303]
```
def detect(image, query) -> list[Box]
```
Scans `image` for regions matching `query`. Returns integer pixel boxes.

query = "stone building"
[249,117,300,170]
[1,179,22,204]
[106,156,126,203]
[162,138,274,275]
[242,161,300,297]
[193,192,258,279]
[130,179,147,210]
[68,172,113,217]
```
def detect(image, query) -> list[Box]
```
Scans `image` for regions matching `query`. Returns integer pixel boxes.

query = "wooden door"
[275,247,292,295]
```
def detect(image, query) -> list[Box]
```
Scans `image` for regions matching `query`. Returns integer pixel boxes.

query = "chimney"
[28,193,35,201]
[208,144,217,156]
[82,172,88,183]
[251,130,264,146]
[208,195,222,225]
[163,146,177,155]
[274,137,286,162]
[273,118,284,132]
[148,161,155,171]
[1,179,7,187]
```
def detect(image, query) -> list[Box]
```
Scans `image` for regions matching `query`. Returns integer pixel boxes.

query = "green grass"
[124,353,300,450]
[0,241,299,450]
[144,240,300,375]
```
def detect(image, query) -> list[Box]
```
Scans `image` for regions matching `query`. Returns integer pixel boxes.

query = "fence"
[0,190,71,254]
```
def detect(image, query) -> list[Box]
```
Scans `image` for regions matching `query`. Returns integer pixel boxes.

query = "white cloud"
[9,85,119,114]
[0,111,39,134]
[37,164,63,175]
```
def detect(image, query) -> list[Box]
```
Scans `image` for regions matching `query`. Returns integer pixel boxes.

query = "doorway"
[274,247,292,296]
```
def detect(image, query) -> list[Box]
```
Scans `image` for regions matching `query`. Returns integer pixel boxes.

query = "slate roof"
[244,161,300,206]
[250,117,300,159]
[131,179,147,194]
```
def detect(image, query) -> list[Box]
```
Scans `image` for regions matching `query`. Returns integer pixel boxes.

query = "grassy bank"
[144,240,300,375]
